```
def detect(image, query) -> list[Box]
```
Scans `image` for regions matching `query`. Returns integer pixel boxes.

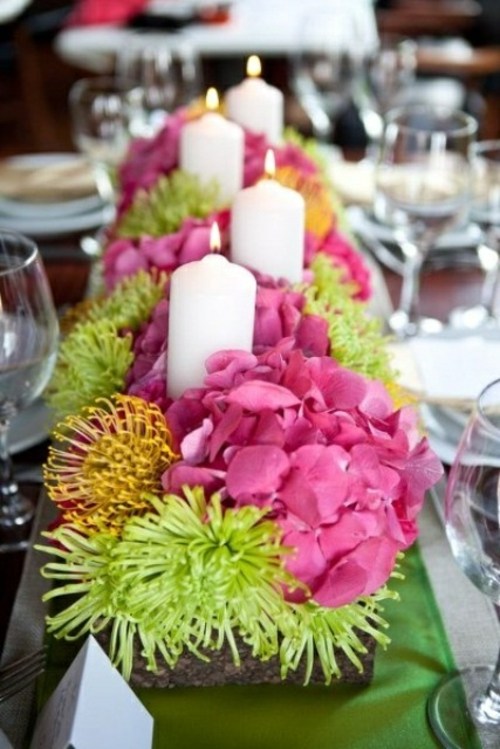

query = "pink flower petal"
[226,445,289,499]
[226,381,300,411]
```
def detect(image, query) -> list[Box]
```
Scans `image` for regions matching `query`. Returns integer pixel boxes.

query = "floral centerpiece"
[37,102,443,688]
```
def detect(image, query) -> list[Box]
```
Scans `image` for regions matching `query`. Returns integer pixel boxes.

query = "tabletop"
[0,140,499,747]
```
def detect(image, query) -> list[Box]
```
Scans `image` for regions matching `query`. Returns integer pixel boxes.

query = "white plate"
[0,153,103,220]
[0,204,111,238]
[0,192,103,220]
[8,400,52,455]
[347,205,482,274]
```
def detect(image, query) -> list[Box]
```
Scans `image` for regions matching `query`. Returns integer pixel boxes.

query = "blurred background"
[0,0,499,159]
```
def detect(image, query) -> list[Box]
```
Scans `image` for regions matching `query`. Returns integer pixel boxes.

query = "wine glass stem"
[480,262,500,318]
[475,635,500,724]
[399,243,425,323]
[0,419,18,503]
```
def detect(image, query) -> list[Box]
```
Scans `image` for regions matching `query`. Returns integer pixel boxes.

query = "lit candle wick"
[210,221,221,252]
[264,149,276,179]
[205,87,220,111]
[246,55,261,78]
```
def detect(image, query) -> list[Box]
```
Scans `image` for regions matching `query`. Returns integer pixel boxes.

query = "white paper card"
[30,636,153,749]
[408,334,500,401]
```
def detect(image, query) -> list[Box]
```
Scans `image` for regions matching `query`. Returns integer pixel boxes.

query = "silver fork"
[0,648,47,703]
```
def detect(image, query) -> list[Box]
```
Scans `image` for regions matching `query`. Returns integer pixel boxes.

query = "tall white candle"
[167,251,257,399]
[179,88,244,206]
[225,55,284,145]
[230,150,305,283]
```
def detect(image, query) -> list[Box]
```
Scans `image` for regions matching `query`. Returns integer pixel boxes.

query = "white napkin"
[404,334,500,402]
[328,159,375,206]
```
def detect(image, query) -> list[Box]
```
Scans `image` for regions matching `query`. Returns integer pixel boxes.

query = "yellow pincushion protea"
[274,165,335,239]
[44,395,178,536]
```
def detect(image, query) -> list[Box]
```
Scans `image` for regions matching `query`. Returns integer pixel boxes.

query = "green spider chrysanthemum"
[45,319,133,419]
[116,170,219,239]
[85,270,167,331]
[38,487,399,684]
[305,253,395,386]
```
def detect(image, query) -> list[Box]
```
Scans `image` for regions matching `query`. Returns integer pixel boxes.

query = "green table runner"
[35,541,474,749]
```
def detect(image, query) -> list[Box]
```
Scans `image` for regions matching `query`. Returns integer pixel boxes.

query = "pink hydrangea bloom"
[125,277,330,405]
[117,109,186,216]
[162,344,443,608]
[243,130,320,186]
[103,210,230,290]
[304,228,372,301]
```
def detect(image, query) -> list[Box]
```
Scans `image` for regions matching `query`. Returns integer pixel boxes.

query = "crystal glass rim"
[0,230,38,276]
[383,103,478,139]
[476,376,500,437]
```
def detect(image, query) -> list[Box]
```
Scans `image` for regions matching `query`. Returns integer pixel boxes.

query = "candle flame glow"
[264,149,276,178]
[205,87,220,111]
[246,55,261,78]
[210,222,221,252]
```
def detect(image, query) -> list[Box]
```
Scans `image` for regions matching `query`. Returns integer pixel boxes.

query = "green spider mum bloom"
[116,171,220,239]
[304,253,395,386]
[38,487,400,684]
[86,270,167,331]
[45,319,133,420]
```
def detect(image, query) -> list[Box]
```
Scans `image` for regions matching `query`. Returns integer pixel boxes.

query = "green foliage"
[305,253,396,385]
[85,271,167,332]
[45,320,133,420]
[116,171,220,239]
[38,487,397,684]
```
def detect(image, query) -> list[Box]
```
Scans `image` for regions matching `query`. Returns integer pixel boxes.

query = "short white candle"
[225,55,284,144]
[179,88,244,206]
[167,248,257,399]
[230,150,305,283]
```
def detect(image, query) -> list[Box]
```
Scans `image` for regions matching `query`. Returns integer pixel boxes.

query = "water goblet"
[374,104,478,337]
[290,0,377,143]
[358,35,417,155]
[428,377,500,748]
[470,140,500,321]
[69,76,143,217]
[0,231,59,551]
[115,38,202,137]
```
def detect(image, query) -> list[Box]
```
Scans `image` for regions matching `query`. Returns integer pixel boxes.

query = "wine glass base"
[428,667,500,749]
[389,311,443,338]
[0,492,35,553]
[448,305,498,330]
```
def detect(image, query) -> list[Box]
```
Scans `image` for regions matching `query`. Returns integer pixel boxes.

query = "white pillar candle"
[230,151,305,283]
[167,253,257,399]
[225,55,284,144]
[179,89,244,206]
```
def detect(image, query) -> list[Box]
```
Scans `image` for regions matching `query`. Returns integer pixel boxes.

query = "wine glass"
[428,377,500,748]
[358,36,417,155]
[0,231,59,551]
[290,0,378,143]
[69,76,143,217]
[374,104,478,337]
[470,140,500,321]
[115,38,202,137]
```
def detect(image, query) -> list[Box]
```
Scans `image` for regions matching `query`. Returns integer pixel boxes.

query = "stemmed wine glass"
[290,0,377,143]
[358,36,417,155]
[115,38,202,137]
[428,377,500,748]
[69,76,143,218]
[0,231,59,551]
[470,140,500,321]
[374,104,478,337]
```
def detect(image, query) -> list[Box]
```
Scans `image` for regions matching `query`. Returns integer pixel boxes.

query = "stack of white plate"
[391,327,500,465]
[0,153,109,238]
